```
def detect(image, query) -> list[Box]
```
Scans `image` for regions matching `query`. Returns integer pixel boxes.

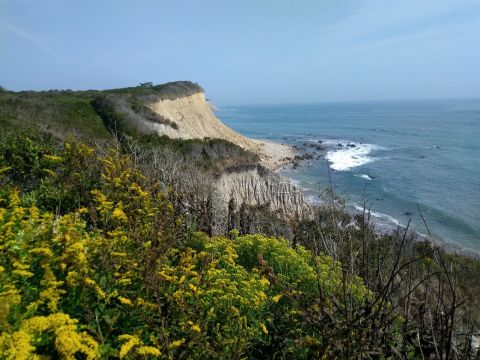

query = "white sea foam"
[289,178,302,187]
[356,174,373,180]
[306,193,321,204]
[354,205,402,227]
[325,141,380,171]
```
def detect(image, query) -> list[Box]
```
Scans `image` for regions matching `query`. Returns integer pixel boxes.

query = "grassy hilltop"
[1,83,480,359]
[0,81,203,141]
[0,82,259,176]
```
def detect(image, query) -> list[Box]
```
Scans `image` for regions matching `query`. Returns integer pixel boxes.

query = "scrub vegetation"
[1,84,480,358]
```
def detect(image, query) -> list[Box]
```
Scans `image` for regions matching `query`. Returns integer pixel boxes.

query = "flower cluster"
[0,137,373,359]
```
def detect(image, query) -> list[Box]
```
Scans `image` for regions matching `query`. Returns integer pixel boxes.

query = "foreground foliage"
[0,137,370,359]
[1,133,479,359]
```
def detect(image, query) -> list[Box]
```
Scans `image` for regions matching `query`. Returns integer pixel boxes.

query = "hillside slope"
[147,91,256,150]
[0,82,293,167]
[0,81,305,217]
[0,82,247,144]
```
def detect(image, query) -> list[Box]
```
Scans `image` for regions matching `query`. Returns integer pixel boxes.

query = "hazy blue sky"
[1,0,480,104]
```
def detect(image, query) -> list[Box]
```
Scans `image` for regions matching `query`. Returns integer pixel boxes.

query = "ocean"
[216,99,480,253]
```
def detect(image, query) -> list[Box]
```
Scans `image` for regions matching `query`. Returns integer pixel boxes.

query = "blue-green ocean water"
[216,99,480,253]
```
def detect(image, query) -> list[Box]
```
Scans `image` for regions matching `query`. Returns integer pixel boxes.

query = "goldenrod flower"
[119,334,140,358]
[271,293,283,303]
[168,339,186,349]
[112,205,128,222]
[136,346,161,356]
[118,297,133,306]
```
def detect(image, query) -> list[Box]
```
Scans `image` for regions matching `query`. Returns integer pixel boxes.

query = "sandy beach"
[252,139,297,171]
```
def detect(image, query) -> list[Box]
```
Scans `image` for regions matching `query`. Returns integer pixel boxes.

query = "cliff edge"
[147,91,256,150]
[0,80,305,217]
[109,81,294,170]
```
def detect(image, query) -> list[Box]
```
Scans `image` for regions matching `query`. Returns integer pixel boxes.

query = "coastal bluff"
[91,81,258,152]
[107,81,307,217]
[147,89,256,150]
[0,80,307,218]
[217,167,307,218]
[110,81,307,217]
[112,81,295,169]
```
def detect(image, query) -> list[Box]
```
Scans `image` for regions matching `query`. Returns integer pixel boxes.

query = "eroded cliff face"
[146,92,258,151]
[216,167,308,218]
[137,87,308,218]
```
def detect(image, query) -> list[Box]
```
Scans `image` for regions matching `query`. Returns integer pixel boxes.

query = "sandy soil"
[146,92,297,171]
[148,92,256,150]
[252,139,297,171]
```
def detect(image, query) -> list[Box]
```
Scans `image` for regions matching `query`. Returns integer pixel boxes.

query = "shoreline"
[253,137,479,258]
[252,138,297,171]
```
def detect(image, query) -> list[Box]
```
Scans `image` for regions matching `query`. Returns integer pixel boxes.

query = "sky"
[1,0,480,104]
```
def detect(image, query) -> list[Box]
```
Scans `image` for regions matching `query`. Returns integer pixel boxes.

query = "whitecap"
[322,139,342,146]
[305,193,322,204]
[356,174,373,180]
[326,141,381,171]
[354,205,402,227]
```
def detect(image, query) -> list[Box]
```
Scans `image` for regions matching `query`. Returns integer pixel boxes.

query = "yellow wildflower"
[44,154,63,162]
[2,314,99,360]
[9,189,21,207]
[28,247,53,257]
[112,252,127,257]
[12,261,30,270]
[112,204,128,222]
[118,278,132,286]
[84,278,96,286]
[136,346,161,356]
[271,293,283,303]
[259,278,270,286]
[42,168,56,177]
[1,329,34,360]
[260,323,268,334]
[119,297,133,306]
[168,339,185,349]
[55,325,99,359]
[12,269,34,278]
[84,278,106,299]
[118,334,141,359]
[129,183,149,198]
[188,283,199,294]
[91,190,113,213]
[158,271,175,282]
[28,206,40,219]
